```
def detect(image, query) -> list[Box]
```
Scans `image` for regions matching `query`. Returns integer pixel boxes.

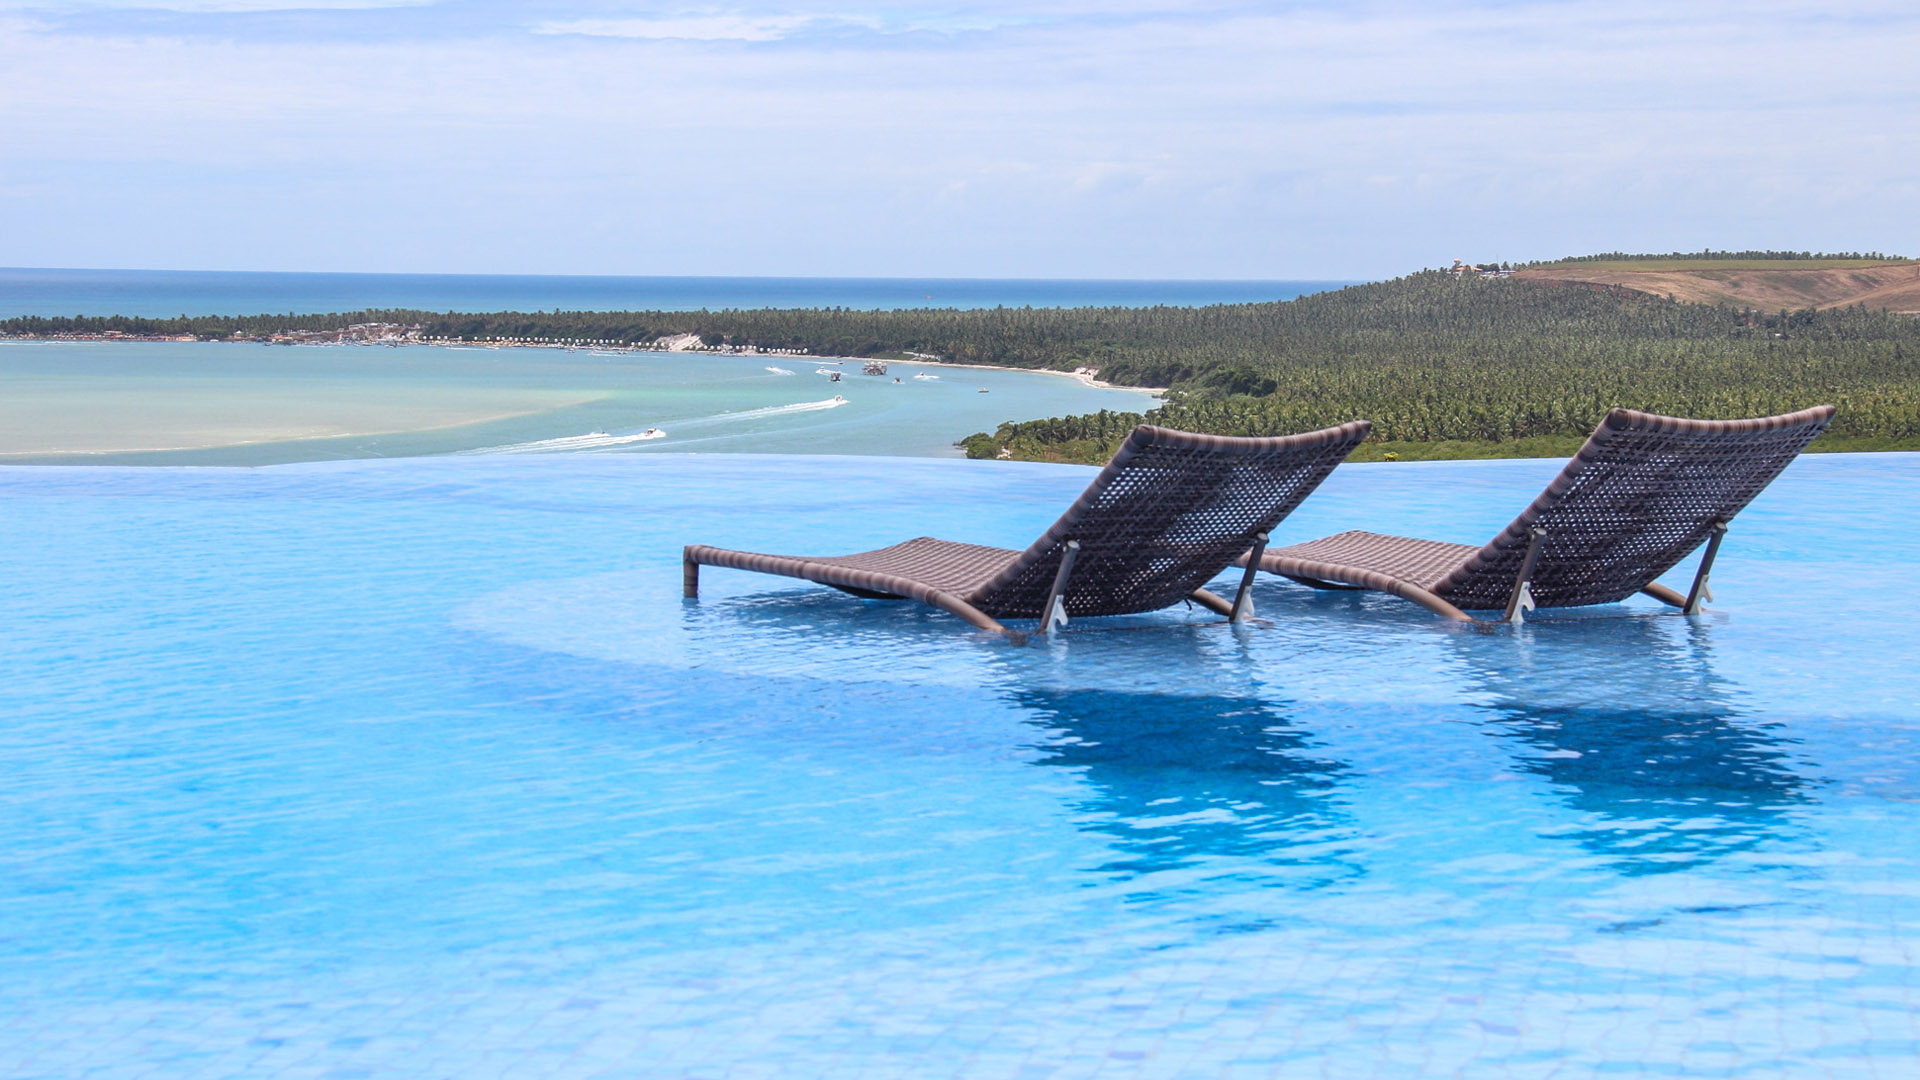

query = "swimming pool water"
[2,452,1916,1077]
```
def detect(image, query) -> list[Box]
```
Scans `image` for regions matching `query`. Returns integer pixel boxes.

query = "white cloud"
[0,0,427,10]
[1,1,1916,276]
[535,13,852,41]
[529,10,1034,41]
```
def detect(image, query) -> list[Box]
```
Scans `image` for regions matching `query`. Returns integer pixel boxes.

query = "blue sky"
[1,1,1915,278]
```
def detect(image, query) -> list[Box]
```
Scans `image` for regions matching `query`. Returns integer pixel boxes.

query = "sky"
[1,0,1915,279]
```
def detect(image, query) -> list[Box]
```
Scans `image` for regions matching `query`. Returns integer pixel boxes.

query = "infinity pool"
[3,453,1916,1077]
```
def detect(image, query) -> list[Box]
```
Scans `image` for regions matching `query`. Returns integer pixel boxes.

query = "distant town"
[2,321,817,355]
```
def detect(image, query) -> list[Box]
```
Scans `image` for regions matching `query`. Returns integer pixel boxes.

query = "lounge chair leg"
[918,590,1024,643]
[1684,522,1727,615]
[1409,589,1475,622]
[1229,532,1268,623]
[1187,589,1234,617]
[1641,582,1688,608]
[683,549,700,598]
[1042,539,1081,635]
[1504,527,1547,624]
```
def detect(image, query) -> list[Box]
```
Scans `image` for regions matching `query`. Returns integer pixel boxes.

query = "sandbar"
[0,379,602,456]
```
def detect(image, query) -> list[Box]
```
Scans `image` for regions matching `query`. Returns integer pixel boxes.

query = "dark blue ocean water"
[0,267,1355,318]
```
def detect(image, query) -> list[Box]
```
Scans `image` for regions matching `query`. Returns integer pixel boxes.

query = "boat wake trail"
[692,396,847,425]
[462,430,668,454]
[765,366,795,375]
[461,397,847,454]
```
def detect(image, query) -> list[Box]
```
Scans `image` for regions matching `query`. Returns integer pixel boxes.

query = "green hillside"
[957,272,1920,462]
[8,269,1919,462]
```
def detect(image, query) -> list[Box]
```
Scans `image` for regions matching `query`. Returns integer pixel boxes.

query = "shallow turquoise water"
[2,452,1916,1076]
[0,341,1152,464]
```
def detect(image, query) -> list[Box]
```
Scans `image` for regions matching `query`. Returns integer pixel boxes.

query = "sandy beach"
[863,355,1166,395]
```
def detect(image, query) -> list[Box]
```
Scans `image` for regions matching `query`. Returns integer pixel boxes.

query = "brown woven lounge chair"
[684,421,1371,643]
[1250,406,1834,623]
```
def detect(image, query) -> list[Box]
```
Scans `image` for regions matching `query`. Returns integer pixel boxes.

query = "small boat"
[913,372,939,380]
[829,371,842,382]
[638,428,666,440]
[831,395,847,404]
[977,388,990,393]
[863,360,889,376]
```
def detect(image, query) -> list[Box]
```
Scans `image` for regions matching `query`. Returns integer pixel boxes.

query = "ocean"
[0,267,1355,319]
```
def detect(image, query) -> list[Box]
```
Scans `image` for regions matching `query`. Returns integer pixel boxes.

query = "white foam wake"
[463,430,667,455]
[765,366,795,375]
[701,396,847,424]
[461,397,847,454]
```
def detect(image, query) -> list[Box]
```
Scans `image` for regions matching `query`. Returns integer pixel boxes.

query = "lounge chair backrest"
[972,421,1372,618]
[1436,406,1834,610]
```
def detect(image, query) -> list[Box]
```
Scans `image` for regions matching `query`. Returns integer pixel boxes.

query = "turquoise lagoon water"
[0,268,1353,319]
[3,450,1917,1076]
[0,340,1152,464]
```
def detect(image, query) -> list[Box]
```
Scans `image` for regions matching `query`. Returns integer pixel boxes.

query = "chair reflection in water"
[1457,616,1814,874]
[1012,687,1359,887]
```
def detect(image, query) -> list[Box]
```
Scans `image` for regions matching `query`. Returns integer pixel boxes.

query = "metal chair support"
[1042,540,1081,635]
[1229,532,1269,623]
[1504,527,1548,624]
[1684,522,1728,615]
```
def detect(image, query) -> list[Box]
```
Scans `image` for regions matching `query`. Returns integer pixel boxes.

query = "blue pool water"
[0,268,1354,319]
[3,452,1916,1076]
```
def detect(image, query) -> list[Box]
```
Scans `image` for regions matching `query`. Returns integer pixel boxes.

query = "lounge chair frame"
[1254,406,1834,623]
[685,422,1371,643]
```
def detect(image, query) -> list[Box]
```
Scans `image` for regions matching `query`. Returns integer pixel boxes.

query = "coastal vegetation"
[6,258,1919,464]
[955,272,1920,462]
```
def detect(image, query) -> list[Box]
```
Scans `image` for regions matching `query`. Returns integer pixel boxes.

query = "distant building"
[1450,259,1515,278]
[656,333,705,352]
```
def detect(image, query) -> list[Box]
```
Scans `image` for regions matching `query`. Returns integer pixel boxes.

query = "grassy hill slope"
[1516,260,1920,313]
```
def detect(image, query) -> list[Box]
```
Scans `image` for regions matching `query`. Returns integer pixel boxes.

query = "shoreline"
[878,355,1164,395]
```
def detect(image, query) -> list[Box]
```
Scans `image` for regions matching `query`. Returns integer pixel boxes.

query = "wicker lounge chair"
[1249,406,1834,623]
[684,421,1371,643]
